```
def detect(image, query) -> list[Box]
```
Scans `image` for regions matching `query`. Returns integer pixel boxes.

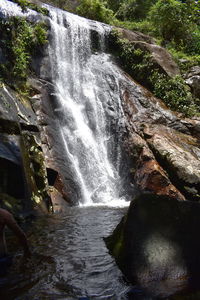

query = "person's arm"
[5,212,31,257]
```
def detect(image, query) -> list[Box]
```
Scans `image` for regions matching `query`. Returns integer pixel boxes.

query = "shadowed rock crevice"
[0,83,52,216]
[0,158,25,199]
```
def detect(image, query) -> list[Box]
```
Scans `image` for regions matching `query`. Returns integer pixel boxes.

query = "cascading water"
[0,0,130,206]
[46,8,128,206]
[0,2,134,299]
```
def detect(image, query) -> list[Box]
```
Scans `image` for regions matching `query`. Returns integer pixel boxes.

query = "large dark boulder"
[106,193,200,298]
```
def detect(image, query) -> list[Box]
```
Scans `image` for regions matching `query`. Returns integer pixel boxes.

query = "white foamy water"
[0,0,130,206]
[47,7,129,206]
[0,0,37,17]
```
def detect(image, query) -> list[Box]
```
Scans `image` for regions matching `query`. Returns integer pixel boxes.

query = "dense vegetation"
[0,0,200,115]
[77,0,200,116]
[31,0,200,116]
[0,14,47,97]
[75,0,200,65]
[109,27,200,117]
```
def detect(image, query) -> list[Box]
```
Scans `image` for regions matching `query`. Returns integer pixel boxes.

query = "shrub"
[76,0,115,24]
[109,29,200,117]
[11,0,49,15]
[151,73,200,116]
[109,29,159,89]
[184,28,200,55]
[0,17,47,86]
[116,19,155,36]
[148,0,194,44]
[116,0,157,21]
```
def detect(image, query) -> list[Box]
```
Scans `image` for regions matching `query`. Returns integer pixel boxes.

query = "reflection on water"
[1,206,200,300]
[1,207,130,299]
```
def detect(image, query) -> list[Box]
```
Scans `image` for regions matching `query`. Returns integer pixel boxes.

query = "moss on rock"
[20,132,51,212]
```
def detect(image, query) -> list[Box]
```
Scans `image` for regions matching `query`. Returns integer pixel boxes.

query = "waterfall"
[0,0,37,18]
[0,0,130,206]
[47,8,128,206]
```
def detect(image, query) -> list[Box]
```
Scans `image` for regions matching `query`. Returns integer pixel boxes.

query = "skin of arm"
[2,209,31,257]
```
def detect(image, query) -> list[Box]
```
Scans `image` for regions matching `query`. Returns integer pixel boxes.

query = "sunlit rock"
[134,147,185,201]
[185,66,200,99]
[144,124,200,200]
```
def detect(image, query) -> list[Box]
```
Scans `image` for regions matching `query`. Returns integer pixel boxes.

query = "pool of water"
[1,206,132,299]
[2,205,200,300]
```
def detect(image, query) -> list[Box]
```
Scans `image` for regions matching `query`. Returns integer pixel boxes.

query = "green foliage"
[179,0,200,25]
[116,0,157,21]
[76,0,115,24]
[109,29,159,89]
[2,0,199,116]
[147,0,200,56]
[39,0,79,11]
[184,27,200,55]
[11,0,49,15]
[151,73,200,116]
[110,29,200,117]
[0,17,47,87]
[106,0,122,13]
[116,19,155,36]
[148,0,193,43]
[167,46,200,74]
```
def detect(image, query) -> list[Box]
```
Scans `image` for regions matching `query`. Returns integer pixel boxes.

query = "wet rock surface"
[29,78,79,204]
[134,147,185,201]
[144,124,200,200]
[120,74,200,201]
[0,84,51,216]
[106,61,200,297]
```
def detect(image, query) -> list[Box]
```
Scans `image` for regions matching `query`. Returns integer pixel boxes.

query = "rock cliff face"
[29,78,75,204]
[0,85,51,217]
[105,28,200,294]
[115,67,200,201]
[115,27,180,78]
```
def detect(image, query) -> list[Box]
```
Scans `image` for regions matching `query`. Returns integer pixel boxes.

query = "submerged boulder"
[106,193,200,298]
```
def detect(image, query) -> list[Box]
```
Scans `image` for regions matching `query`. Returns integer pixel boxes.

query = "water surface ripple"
[2,206,133,300]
